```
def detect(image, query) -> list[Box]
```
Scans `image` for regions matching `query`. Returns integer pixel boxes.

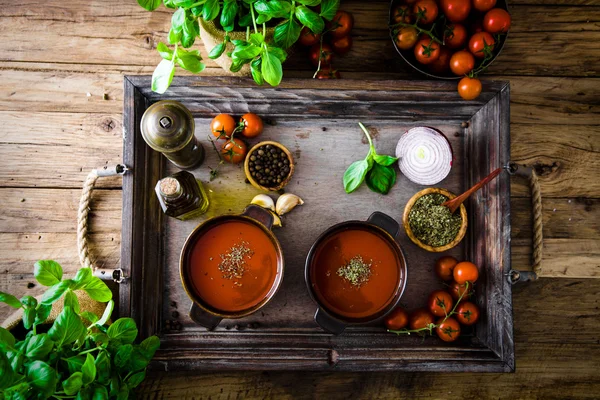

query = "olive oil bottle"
[155,171,209,220]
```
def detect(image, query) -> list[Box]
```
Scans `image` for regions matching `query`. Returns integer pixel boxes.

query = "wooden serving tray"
[121,77,513,372]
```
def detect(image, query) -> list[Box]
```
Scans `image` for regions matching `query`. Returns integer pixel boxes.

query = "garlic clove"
[251,194,275,211]
[270,211,283,228]
[275,193,304,216]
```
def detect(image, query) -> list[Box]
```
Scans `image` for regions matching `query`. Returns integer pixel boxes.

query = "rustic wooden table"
[0,0,598,398]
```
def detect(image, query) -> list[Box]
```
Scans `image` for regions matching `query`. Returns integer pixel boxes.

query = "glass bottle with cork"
[155,171,210,220]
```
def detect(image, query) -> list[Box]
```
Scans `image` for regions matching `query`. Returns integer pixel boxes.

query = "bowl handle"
[242,204,274,230]
[314,308,346,335]
[189,303,222,330]
[367,211,400,237]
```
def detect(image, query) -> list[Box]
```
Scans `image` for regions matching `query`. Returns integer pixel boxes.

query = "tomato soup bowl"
[305,212,408,335]
[180,204,284,330]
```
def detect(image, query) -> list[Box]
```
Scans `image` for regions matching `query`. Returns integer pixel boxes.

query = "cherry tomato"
[309,43,333,67]
[220,138,247,164]
[455,301,480,326]
[210,114,236,140]
[428,46,452,74]
[395,27,419,50]
[440,0,471,23]
[428,290,454,317]
[436,317,461,342]
[444,24,467,49]
[468,31,495,58]
[435,256,459,281]
[453,261,479,283]
[330,35,353,55]
[483,8,511,33]
[450,50,475,75]
[409,308,435,330]
[392,5,413,24]
[448,280,473,302]
[384,307,409,330]
[298,26,321,47]
[239,113,263,138]
[473,0,497,12]
[413,0,438,25]
[328,11,354,38]
[315,67,341,79]
[414,37,440,65]
[458,77,482,100]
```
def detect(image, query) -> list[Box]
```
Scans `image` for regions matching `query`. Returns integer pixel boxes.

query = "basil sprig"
[343,122,399,195]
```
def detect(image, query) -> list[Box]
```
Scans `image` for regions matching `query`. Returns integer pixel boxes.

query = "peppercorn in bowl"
[244,141,295,191]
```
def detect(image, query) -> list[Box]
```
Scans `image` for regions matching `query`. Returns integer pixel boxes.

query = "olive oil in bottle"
[155,171,209,220]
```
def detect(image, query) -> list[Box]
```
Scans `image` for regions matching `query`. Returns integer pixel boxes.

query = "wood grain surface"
[0,0,599,396]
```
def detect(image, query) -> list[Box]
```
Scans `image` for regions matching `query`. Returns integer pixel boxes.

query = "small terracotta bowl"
[402,188,468,252]
[244,141,295,191]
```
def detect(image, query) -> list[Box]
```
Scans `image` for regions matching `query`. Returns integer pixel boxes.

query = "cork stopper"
[159,177,182,198]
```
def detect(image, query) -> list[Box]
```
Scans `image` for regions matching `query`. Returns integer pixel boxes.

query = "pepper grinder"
[140,100,204,170]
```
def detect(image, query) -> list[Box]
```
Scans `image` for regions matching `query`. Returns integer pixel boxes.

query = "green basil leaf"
[0,327,16,348]
[7,350,23,373]
[26,361,58,398]
[267,46,287,62]
[81,311,99,325]
[163,0,177,8]
[171,7,185,33]
[208,42,226,59]
[177,51,205,73]
[202,0,220,20]
[41,280,71,305]
[23,308,36,330]
[249,32,265,46]
[35,304,52,325]
[64,290,80,314]
[373,154,398,167]
[365,163,396,195]
[230,58,249,73]
[25,333,53,360]
[71,268,93,290]
[83,277,112,303]
[127,347,150,371]
[181,18,198,48]
[158,42,174,60]
[297,0,321,5]
[220,0,238,31]
[109,376,120,397]
[295,5,324,34]
[256,14,271,24]
[343,159,370,193]
[96,300,114,327]
[140,336,160,360]
[90,332,109,348]
[261,50,283,86]
[152,59,176,94]
[115,344,133,368]
[232,43,262,60]
[92,385,109,400]
[238,13,252,27]
[95,351,111,384]
[81,353,96,385]
[274,18,302,48]
[3,381,29,398]
[254,0,292,18]
[62,372,83,396]
[0,351,14,389]
[48,306,86,347]
[34,260,63,287]
[20,295,37,309]
[117,383,129,400]
[137,0,162,11]
[65,355,85,375]
[319,0,339,21]
[107,318,138,344]
[168,27,182,45]
[173,0,196,6]
[0,291,22,309]
[127,370,146,389]
[250,58,264,85]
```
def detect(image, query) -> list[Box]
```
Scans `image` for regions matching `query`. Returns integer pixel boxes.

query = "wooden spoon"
[442,167,504,213]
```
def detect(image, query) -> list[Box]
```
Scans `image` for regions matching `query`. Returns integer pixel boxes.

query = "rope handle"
[77,165,128,282]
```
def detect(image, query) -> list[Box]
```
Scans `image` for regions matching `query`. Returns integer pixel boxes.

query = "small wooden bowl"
[244,141,295,191]
[402,188,468,252]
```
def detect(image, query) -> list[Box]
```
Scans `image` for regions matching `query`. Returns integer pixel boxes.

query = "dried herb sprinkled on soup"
[218,241,253,281]
[337,255,372,287]
[408,193,462,247]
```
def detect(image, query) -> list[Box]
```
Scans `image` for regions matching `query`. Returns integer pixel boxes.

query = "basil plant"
[138,0,340,93]
[0,261,159,399]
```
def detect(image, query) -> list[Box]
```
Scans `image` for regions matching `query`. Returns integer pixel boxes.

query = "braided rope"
[530,169,543,275]
[77,169,99,270]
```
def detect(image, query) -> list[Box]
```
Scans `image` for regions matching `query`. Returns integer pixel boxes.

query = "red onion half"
[395,127,453,185]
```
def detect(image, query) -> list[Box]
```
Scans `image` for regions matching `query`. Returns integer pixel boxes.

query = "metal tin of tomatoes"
[389,0,509,79]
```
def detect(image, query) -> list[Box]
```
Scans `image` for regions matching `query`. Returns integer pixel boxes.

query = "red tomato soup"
[187,219,280,313]
[310,227,402,319]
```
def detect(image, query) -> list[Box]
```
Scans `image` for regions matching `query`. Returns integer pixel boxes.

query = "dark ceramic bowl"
[389,0,510,79]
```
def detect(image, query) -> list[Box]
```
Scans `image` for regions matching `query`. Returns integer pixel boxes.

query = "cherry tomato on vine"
[440,0,471,23]
[483,8,512,33]
[435,256,459,281]
[455,301,480,325]
[315,67,341,79]
[298,26,321,47]
[330,35,353,55]
[395,27,419,50]
[220,138,247,164]
[409,308,435,330]
[210,114,236,140]
[239,113,263,138]
[473,0,497,12]
[444,24,467,49]
[458,77,482,100]
[309,43,333,67]
[453,261,480,283]
[428,47,452,74]
[450,50,475,76]
[436,317,461,342]
[428,290,454,317]
[448,280,473,302]
[468,31,495,58]
[328,11,354,38]
[414,37,440,65]
[413,0,438,25]
[392,5,413,24]
[384,307,409,330]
